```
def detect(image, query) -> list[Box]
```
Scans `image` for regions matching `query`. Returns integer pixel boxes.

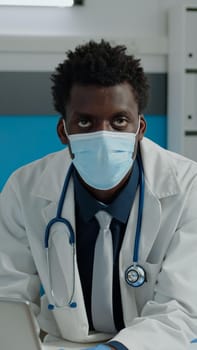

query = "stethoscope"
[44,158,146,309]
[124,155,146,288]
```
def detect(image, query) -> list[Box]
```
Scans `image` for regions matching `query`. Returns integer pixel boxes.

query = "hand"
[191,339,197,343]
[82,345,111,350]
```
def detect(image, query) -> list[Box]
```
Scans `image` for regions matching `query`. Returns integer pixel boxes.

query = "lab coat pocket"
[51,303,89,342]
[134,261,162,313]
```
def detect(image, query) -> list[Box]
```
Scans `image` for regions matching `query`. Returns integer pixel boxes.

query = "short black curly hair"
[51,40,149,118]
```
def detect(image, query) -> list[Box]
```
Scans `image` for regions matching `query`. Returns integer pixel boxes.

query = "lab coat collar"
[31,148,72,202]
[140,137,180,198]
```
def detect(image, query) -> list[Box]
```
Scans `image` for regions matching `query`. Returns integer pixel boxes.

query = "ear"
[57,118,68,145]
[132,115,146,159]
[138,114,146,141]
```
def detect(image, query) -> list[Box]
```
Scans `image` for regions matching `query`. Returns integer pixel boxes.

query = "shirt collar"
[74,159,139,224]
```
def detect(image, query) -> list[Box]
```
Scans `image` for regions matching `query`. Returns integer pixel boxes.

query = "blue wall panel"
[0,115,167,191]
[145,115,167,149]
[0,116,64,190]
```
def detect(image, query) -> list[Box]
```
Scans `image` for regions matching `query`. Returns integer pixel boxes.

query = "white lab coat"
[0,137,197,350]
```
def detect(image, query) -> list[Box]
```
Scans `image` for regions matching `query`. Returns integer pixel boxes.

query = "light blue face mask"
[65,120,140,190]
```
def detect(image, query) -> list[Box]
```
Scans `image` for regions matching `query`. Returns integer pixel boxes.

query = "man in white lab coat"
[0,40,197,350]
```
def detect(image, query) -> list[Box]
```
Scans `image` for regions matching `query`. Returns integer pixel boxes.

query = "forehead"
[66,83,138,113]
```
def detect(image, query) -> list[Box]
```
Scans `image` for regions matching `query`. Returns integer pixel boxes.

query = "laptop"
[0,297,42,350]
[0,297,101,350]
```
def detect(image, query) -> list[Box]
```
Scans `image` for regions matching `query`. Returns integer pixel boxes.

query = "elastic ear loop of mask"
[132,115,141,159]
[62,119,74,159]
[136,115,141,135]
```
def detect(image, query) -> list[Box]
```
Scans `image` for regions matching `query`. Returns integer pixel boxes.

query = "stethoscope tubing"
[44,155,146,302]
[133,157,144,263]
[44,164,75,248]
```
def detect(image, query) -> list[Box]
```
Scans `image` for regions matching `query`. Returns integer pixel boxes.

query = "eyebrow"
[73,110,133,119]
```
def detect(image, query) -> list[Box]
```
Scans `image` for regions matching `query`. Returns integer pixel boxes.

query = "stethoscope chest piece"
[125,264,146,287]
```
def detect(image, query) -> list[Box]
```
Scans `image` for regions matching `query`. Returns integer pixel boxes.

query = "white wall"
[0,0,192,37]
[0,0,196,72]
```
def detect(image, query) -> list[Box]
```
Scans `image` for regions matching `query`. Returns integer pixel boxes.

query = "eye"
[112,116,128,129]
[78,118,92,128]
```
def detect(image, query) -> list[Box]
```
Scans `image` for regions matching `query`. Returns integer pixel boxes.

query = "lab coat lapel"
[32,149,95,340]
[41,178,93,340]
[138,179,162,262]
[120,138,180,324]
[34,149,76,260]
[33,150,70,198]
[138,137,180,262]
[31,148,74,225]
[120,181,161,324]
[41,177,75,236]
[33,149,79,298]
